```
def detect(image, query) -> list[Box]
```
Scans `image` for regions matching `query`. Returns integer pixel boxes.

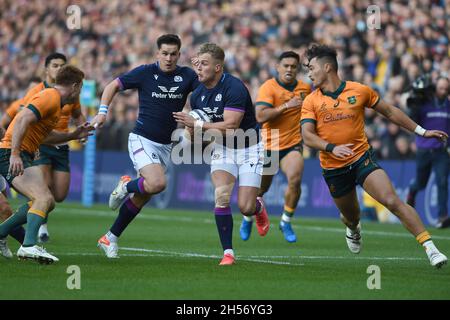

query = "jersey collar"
[276,78,298,92]
[321,81,346,99]
[156,61,179,75]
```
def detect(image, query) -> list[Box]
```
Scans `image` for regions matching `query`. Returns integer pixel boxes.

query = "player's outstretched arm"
[91,79,121,128]
[43,122,95,144]
[301,122,354,159]
[374,99,448,141]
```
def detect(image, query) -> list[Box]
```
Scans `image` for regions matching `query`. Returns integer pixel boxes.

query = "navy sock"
[126,177,145,194]
[9,226,25,244]
[110,198,141,237]
[214,207,233,250]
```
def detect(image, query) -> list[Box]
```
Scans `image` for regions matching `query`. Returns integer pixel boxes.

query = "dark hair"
[198,43,225,62]
[279,51,300,63]
[55,65,84,86]
[305,44,338,71]
[157,34,182,50]
[45,52,67,67]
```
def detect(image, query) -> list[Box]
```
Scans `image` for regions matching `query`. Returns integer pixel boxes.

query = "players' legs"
[333,188,361,229]
[50,170,70,203]
[107,164,165,238]
[212,169,236,263]
[332,188,362,253]
[280,151,304,212]
[258,174,274,197]
[0,191,25,245]
[0,166,55,248]
[36,165,57,242]
[237,141,269,237]
[241,168,273,240]
[363,169,447,267]
[363,169,426,236]
[278,151,304,242]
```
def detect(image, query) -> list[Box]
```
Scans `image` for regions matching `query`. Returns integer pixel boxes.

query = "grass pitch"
[1,201,449,300]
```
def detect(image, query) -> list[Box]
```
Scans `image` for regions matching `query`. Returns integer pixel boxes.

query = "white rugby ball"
[189,109,212,122]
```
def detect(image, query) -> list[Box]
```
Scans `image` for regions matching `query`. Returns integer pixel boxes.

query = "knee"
[382,194,402,212]
[144,178,166,194]
[215,185,232,208]
[53,192,66,203]
[239,202,255,216]
[36,193,55,212]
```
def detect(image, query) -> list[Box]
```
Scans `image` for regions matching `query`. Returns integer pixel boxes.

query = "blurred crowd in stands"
[1,0,449,158]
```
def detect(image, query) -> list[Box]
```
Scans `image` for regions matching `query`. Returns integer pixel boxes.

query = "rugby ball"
[184,109,211,143]
[188,109,212,123]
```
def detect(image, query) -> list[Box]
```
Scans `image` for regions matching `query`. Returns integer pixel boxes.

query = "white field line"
[56,247,423,263]
[57,207,450,241]
[57,248,304,266]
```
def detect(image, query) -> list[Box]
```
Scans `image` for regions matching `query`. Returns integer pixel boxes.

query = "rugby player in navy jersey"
[174,43,270,265]
[92,34,199,258]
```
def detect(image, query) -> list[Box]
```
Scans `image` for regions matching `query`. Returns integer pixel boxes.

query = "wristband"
[194,120,204,131]
[325,143,336,152]
[98,104,109,115]
[414,125,426,136]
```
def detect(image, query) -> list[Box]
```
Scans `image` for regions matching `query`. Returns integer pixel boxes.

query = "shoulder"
[345,81,370,92]
[303,88,321,104]
[259,78,276,91]
[225,74,247,91]
[296,79,312,92]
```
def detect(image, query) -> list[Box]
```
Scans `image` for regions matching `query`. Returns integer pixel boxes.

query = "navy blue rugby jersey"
[190,73,259,148]
[117,62,199,144]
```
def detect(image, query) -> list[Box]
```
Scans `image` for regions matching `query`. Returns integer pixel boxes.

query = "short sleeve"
[26,91,57,120]
[255,81,274,108]
[22,83,43,106]
[117,65,147,90]
[300,94,317,125]
[223,80,248,113]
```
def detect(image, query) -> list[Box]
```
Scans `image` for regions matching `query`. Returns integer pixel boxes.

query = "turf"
[1,201,449,300]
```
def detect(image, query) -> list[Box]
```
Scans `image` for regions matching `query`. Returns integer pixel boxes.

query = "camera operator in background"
[406,75,450,229]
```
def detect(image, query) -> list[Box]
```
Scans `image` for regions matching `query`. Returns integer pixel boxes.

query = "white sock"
[39,223,48,235]
[423,240,437,252]
[243,215,253,222]
[106,231,118,243]
[224,249,234,257]
[281,214,291,223]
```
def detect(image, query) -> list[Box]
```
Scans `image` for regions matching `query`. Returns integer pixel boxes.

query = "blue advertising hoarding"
[68,151,449,226]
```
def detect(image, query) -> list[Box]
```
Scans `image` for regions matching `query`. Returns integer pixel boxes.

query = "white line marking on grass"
[57,248,423,264]
[59,207,450,241]
[245,255,424,261]
[120,247,305,266]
